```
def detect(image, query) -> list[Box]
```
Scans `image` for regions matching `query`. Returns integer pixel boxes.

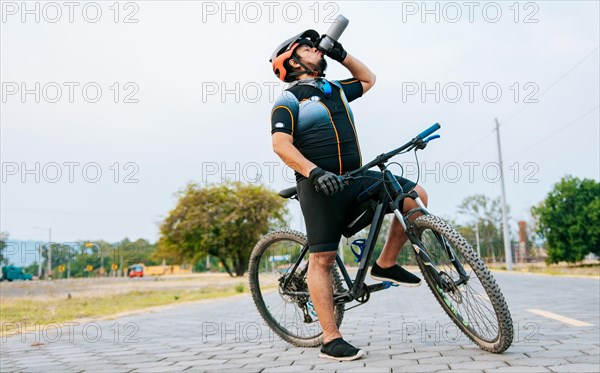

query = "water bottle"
[317,15,350,53]
[307,300,318,318]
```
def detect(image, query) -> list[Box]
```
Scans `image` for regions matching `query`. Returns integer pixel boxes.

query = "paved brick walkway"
[1,272,599,372]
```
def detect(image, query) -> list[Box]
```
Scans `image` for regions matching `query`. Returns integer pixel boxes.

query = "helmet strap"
[287,56,324,80]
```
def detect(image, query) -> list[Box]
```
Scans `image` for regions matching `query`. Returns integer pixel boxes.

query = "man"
[269,30,428,361]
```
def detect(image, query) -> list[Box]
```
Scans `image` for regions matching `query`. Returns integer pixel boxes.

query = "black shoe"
[370,262,422,287]
[319,338,365,361]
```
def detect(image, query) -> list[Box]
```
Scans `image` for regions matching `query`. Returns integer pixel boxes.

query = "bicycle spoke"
[419,226,501,342]
[253,236,327,340]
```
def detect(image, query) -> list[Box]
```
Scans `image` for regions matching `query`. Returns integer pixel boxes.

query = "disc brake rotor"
[441,272,463,303]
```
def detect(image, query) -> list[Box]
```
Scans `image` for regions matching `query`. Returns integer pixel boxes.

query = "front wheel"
[413,215,513,353]
[248,229,345,347]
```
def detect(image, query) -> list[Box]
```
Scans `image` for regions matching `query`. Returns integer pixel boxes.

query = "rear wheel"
[413,215,513,353]
[248,229,345,347]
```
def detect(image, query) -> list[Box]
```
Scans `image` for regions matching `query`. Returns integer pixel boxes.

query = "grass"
[1,284,247,336]
[488,262,600,277]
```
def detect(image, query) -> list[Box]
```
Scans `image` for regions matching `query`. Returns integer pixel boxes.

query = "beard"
[300,56,327,76]
[314,57,328,76]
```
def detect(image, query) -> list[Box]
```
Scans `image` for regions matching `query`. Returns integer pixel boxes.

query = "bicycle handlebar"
[417,123,441,139]
[342,123,441,179]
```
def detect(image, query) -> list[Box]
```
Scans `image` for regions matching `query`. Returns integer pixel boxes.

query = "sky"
[1,1,599,251]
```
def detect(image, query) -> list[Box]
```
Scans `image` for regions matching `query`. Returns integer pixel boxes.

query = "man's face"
[293,43,327,75]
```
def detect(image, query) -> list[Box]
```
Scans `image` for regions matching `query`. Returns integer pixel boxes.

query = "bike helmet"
[270,29,322,82]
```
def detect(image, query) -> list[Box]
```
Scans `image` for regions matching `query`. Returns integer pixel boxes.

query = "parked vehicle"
[1,265,33,281]
[127,264,144,278]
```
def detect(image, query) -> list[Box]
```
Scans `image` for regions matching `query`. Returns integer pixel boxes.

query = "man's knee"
[415,185,428,206]
[309,251,337,270]
[403,185,428,212]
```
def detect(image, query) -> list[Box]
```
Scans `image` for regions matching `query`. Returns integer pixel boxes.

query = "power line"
[505,104,600,161]
[500,45,599,127]
[448,45,599,164]
[431,104,599,202]
[448,128,495,162]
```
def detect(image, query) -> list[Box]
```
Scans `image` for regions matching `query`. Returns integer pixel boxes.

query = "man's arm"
[341,53,376,94]
[272,132,317,177]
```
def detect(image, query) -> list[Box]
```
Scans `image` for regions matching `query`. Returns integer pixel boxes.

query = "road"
[0,273,245,300]
[1,272,599,372]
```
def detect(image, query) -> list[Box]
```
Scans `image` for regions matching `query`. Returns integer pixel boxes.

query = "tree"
[0,232,8,265]
[158,182,288,277]
[532,176,600,264]
[457,194,508,260]
[130,238,160,266]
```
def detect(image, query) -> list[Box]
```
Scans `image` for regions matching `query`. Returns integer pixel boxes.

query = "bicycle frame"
[281,123,470,305]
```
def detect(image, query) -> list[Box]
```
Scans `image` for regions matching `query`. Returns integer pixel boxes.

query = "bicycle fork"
[390,198,470,293]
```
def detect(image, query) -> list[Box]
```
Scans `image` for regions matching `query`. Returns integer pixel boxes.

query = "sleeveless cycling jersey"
[271,78,364,179]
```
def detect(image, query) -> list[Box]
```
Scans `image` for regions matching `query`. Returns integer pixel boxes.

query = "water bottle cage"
[350,239,366,262]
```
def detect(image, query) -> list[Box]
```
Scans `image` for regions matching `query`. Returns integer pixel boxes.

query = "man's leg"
[308,250,365,360]
[376,185,428,267]
[307,251,340,343]
[372,186,428,285]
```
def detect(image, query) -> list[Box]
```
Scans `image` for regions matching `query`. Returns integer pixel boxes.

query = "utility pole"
[100,244,104,277]
[67,245,71,279]
[33,227,52,279]
[475,221,481,258]
[47,228,52,279]
[37,242,43,278]
[119,248,124,277]
[47,228,52,280]
[494,118,513,270]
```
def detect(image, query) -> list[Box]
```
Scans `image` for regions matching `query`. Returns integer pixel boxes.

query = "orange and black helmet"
[270,30,321,82]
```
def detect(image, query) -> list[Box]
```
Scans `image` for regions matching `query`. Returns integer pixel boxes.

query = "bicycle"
[248,123,514,353]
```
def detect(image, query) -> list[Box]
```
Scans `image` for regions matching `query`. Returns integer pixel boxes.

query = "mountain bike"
[248,123,513,353]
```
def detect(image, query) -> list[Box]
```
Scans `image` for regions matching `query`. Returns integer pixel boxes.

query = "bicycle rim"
[251,232,324,341]
[414,216,512,351]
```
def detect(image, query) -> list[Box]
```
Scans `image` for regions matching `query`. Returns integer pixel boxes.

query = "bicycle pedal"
[382,281,399,288]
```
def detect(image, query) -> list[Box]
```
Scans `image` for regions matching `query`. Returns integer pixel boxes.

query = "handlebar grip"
[417,123,441,139]
[424,134,441,142]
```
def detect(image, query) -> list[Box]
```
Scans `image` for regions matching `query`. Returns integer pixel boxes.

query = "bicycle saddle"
[278,187,297,199]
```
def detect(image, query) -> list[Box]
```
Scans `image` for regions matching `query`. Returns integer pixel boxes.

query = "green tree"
[131,238,160,266]
[457,194,508,261]
[532,176,600,264]
[63,241,106,277]
[0,232,8,265]
[158,182,287,277]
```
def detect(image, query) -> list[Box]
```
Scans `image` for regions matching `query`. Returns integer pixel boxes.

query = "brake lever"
[415,134,441,150]
[339,174,355,185]
[424,134,441,143]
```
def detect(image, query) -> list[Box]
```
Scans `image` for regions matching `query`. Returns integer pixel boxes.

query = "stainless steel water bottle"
[317,15,349,52]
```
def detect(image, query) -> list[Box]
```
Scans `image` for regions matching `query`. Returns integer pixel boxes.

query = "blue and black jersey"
[270,77,416,252]
[271,78,364,178]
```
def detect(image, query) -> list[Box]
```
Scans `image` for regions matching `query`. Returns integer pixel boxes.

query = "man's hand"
[309,167,345,196]
[322,39,347,63]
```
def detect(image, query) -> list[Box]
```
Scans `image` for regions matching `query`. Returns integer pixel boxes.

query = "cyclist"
[269,30,429,360]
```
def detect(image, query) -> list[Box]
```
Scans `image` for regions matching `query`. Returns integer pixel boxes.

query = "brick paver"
[1,272,599,372]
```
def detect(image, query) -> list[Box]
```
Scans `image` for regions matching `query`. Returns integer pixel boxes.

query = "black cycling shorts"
[297,170,416,253]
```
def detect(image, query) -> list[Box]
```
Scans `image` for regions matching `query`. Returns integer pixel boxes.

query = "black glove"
[321,38,347,63]
[309,167,345,196]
